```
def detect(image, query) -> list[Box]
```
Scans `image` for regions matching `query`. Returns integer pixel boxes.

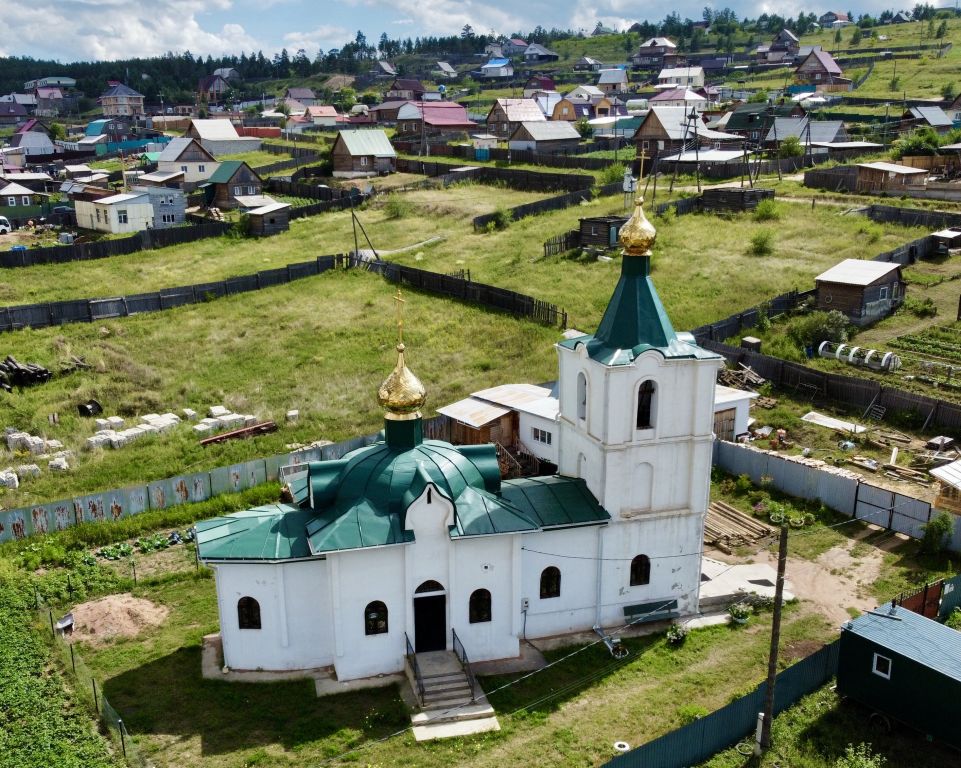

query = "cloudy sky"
[1,0,915,62]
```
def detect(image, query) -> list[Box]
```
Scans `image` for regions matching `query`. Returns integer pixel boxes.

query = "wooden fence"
[866,203,961,229]
[472,188,594,231]
[396,158,594,193]
[0,221,232,269]
[395,141,621,171]
[543,230,580,257]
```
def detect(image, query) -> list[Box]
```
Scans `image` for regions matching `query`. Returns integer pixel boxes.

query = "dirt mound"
[71,593,168,645]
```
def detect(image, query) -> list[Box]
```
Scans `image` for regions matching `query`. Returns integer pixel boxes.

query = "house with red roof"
[795,50,846,87]
[395,102,476,140]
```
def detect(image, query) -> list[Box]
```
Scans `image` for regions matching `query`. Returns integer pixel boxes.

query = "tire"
[869,712,892,733]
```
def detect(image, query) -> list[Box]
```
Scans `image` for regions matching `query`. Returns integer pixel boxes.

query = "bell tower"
[555,198,723,520]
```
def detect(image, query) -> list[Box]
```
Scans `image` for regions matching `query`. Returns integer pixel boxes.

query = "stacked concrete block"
[48,456,69,472]
[16,464,41,479]
[208,405,230,418]
[107,416,125,429]
[183,408,197,421]
[286,410,300,422]
[0,468,18,489]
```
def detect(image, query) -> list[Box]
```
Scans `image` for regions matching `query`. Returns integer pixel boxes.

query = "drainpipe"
[594,524,604,628]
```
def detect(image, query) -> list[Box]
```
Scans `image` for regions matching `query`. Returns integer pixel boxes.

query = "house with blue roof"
[197,198,722,688]
[479,58,514,79]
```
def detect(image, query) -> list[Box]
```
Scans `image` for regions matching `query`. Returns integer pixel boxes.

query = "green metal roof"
[337,130,397,158]
[197,419,610,562]
[558,255,720,366]
[195,504,314,561]
[206,160,246,184]
[843,605,961,682]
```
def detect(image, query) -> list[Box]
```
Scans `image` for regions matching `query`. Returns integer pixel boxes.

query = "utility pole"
[759,524,789,751]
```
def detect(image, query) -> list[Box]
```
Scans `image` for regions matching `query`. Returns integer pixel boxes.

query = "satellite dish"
[438,84,447,93]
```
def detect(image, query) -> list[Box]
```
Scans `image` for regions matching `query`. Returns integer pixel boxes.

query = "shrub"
[920,511,953,554]
[728,603,752,623]
[787,310,849,348]
[748,229,774,257]
[485,207,513,232]
[747,90,768,104]
[902,296,937,318]
[575,117,594,138]
[600,162,627,186]
[752,199,780,222]
[778,136,804,159]
[754,301,771,332]
[666,623,688,645]
[677,703,708,723]
[382,195,413,219]
[945,608,961,630]
[734,474,753,495]
[835,743,886,768]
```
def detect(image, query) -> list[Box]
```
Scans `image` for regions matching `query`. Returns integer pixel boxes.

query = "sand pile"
[70,593,169,645]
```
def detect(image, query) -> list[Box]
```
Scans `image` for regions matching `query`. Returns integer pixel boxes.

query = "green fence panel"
[939,574,961,620]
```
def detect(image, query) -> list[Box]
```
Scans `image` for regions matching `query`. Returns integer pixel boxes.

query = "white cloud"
[282,25,350,54]
[1,0,257,61]
[391,18,414,25]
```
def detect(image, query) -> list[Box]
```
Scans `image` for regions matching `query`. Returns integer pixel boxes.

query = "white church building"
[196,198,723,683]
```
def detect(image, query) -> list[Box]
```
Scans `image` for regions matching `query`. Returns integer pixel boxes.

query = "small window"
[879,286,888,300]
[22,196,30,206]
[360,156,369,166]
[117,209,128,224]
[637,380,656,430]
[198,164,205,173]
[6,197,15,207]
[248,185,257,194]
[233,185,243,195]
[237,596,261,629]
[630,555,651,586]
[872,652,892,680]
[469,589,492,623]
[181,165,188,172]
[532,427,552,445]
[415,580,445,594]
[364,600,388,635]
[577,372,587,421]
[95,208,101,222]
[540,566,561,599]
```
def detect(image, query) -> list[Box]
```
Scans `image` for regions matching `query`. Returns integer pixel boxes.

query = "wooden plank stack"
[705,501,776,552]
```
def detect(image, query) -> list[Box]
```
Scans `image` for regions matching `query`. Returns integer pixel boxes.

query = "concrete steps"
[406,650,500,740]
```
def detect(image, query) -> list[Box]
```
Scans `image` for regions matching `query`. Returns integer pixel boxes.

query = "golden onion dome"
[619,196,657,257]
[377,342,427,419]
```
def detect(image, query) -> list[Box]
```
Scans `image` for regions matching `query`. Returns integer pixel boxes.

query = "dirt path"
[749,528,887,626]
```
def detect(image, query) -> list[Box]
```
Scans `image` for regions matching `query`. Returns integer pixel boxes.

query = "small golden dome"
[619,196,657,257]
[377,343,427,419]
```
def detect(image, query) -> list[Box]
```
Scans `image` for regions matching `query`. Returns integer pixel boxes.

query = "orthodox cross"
[393,288,406,345]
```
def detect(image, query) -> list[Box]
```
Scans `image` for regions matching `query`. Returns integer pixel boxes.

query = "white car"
[0,216,12,234]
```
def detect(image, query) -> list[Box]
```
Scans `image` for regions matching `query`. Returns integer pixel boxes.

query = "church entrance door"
[413,581,447,653]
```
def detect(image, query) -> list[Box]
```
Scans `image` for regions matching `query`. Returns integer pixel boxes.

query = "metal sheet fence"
[938,574,961,620]
[605,641,840,768]
[396,157,594,193]
[473,188,595,231]
[713,440,951,552]
[0,422,402,543]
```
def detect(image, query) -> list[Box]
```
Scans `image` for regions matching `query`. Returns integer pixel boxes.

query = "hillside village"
[3,6,961,768]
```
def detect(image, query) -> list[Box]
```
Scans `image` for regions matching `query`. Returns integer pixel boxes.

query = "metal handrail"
[405,632,426,706]
[451,628,477,702]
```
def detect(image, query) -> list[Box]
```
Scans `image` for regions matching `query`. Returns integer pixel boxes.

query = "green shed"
[837,604,961,750]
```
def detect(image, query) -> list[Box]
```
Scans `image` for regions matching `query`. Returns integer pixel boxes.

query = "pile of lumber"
[718,363,766,390]
[705,501,775,552]
[0,356,52,392]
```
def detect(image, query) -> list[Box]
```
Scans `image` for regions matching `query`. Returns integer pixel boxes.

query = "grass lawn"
[69,562,834,768]
[217,149,296,170]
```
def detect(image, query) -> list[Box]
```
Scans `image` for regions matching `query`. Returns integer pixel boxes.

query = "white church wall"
[215,560,334,671]
[521,526,602,638]
[330,546,407,681]
[450,535,520,662]
[405,484,454,600]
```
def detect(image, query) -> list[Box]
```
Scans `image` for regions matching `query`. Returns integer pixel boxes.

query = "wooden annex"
[814,259,904,326]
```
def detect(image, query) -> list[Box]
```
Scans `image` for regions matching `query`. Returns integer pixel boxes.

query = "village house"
[479,58,514,79]
[434,62,457,79]
[633,106,739,160]
[75,192,154,233]
[532,91,563,118]
[795,50,845,87]
[648,88,707,110]
[903,106,954,135]
[331,130,397,177]
[503,37,529,55]
[133,185,187,228]
[818,10,851,27]
[723,103,806,141]
[6,121,55,157]
[814,259,904,326]
[385,79,426,101]
[485,98,545,138]
[305,105,342,127]
[394,102,476,141]
[0,102,28,127]
[284,87,317,106]
[930,458,961,514]
[523,76,556,98]
[756,28,801,63]
[0,182,42,215]
[372,61,398,78]
[657,67,705,89]
[34,86,65,117]
[196,198,723,685]
[157,137,219,187]
[945,93,961,124]
[99,82,145,117]
[523,43,560,63]
[597,69,628,94]
[551,97,594,122]
[762,117,847,148]
[185,119,262,155]
[370,100,409,123]
[201,161,264,209]
[508,121,582,154]
[198,74,231,105]
[632,37,678,69]
[574,56,603,72]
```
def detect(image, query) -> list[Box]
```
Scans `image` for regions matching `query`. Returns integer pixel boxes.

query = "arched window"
[630,555,651,586]
[364,600,388,635]
[237,596,261,629]
[540,566,561,599]
[415,580,445,594]
[576,373,587,421]
[469,589,492,623]
[636,380,656,429]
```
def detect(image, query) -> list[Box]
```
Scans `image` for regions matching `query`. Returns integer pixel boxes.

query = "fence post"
[49,609,55,636]
[118,719,126,757]
[70,643,76,672]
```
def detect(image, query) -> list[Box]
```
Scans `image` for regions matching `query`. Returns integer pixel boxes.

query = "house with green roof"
[331,129,396,178]
[197,198,722,688]
[201,160,263,209]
